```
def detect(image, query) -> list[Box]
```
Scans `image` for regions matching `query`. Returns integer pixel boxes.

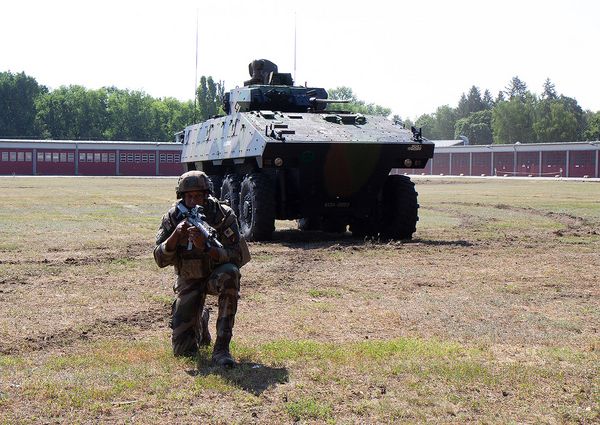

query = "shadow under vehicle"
[178,59,434,241]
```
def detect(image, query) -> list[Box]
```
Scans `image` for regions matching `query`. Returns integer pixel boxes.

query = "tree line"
[327,87,392,116]
[2,70,599,144]
[0,71,224,141]
[405,77,600,144]
[308,79,600,144]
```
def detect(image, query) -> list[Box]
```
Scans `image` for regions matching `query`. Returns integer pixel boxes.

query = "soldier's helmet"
[176,171,211,198]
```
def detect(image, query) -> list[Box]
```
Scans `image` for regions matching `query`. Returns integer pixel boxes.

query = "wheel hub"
[243,199,252,222]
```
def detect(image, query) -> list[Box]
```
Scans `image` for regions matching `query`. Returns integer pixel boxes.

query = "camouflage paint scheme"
[177,60,435,241]
[154,196,243,356]
[180,107,430,168]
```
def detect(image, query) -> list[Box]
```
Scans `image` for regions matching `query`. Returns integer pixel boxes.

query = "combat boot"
[211,335,235,367]
[172,327,197,357]
[196,308,211,347]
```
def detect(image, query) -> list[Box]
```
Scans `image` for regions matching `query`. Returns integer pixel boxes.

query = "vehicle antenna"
[193,9,199,121]
[293,12,297,85]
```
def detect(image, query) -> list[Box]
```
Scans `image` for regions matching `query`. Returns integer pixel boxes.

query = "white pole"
[194,9,199,120]
[293,12,297,84]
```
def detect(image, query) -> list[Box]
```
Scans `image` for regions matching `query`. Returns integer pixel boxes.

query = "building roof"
[431,139,466,147]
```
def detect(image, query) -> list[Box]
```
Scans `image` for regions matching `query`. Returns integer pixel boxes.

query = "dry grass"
[0,176,599,424]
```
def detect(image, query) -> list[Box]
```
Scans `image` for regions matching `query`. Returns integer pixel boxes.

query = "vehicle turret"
[223,58,342,114]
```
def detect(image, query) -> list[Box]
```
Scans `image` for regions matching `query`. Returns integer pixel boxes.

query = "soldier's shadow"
[186,350,289,396]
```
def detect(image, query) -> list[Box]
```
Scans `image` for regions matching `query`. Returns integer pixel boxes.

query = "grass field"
[0,176,598,424]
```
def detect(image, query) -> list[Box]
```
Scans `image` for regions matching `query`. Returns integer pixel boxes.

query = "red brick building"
[2,139,599,179]
[396,141,600,178]
[0,140,184,176]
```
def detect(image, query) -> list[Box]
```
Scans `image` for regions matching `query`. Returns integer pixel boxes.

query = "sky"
[2,0,599,120]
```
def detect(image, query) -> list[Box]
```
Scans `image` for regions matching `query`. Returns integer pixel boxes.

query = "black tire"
[208,175,223,199]
[239,173,276,241]
[220,174,241,216]
[379,175,419,240]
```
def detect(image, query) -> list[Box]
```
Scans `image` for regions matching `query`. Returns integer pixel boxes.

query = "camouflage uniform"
[154,190,244,362]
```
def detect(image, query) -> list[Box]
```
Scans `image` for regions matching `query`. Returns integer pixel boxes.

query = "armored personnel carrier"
[178,59,434,241]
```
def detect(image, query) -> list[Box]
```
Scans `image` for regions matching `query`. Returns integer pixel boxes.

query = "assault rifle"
[176,202,224,251]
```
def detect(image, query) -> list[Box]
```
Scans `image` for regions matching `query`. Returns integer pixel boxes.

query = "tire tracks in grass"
[454,201,597,230]
[428,202,600,237]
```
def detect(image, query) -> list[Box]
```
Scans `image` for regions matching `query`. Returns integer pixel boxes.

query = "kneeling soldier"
[154,171,250,367]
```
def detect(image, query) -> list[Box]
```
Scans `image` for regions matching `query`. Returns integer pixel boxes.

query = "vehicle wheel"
[220,174,241,216]
[297,217,321,231]
[239,173,276,241]
[208,174,223,199]
[321,217,347,233]
[379,175,419,240]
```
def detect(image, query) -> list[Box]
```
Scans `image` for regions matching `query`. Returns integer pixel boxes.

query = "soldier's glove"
[188,226,208,250]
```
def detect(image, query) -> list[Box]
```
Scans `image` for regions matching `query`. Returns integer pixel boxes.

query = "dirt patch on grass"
[2,207,597,355]
[453,201,600,234]
[2,306,168,355]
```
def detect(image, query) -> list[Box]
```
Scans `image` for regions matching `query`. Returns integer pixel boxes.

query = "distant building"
[0,139,183,176]
[431,139,467,148]
[2,139,599,179]
[395,141,600,178]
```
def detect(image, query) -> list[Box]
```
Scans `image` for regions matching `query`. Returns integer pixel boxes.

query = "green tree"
[457,86,485,119]
[326,86,391,117]
[0,71,47,138]
[415,106,457,140]
[432,105,457,139]
[533,93,584,143]
[455,110,493,144]
[1,70,198,141]
[456,94,469,119]
[160,97,195,140]
[148,97,195,142]
[533,99,578,142]
[495,91,505,103]
[391,114,414,129]
[103,88,155,140]
[327,86,357,101]
[34,85,194,142]
[583,111,600,140]
[505,76,528,100]
[415,113,435,138]
[558,95,585,139]
[492,95,536,143]
[196,76,224,121]
[482,90,494,110]
[35,85,109,139]
[541,78,557,100]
